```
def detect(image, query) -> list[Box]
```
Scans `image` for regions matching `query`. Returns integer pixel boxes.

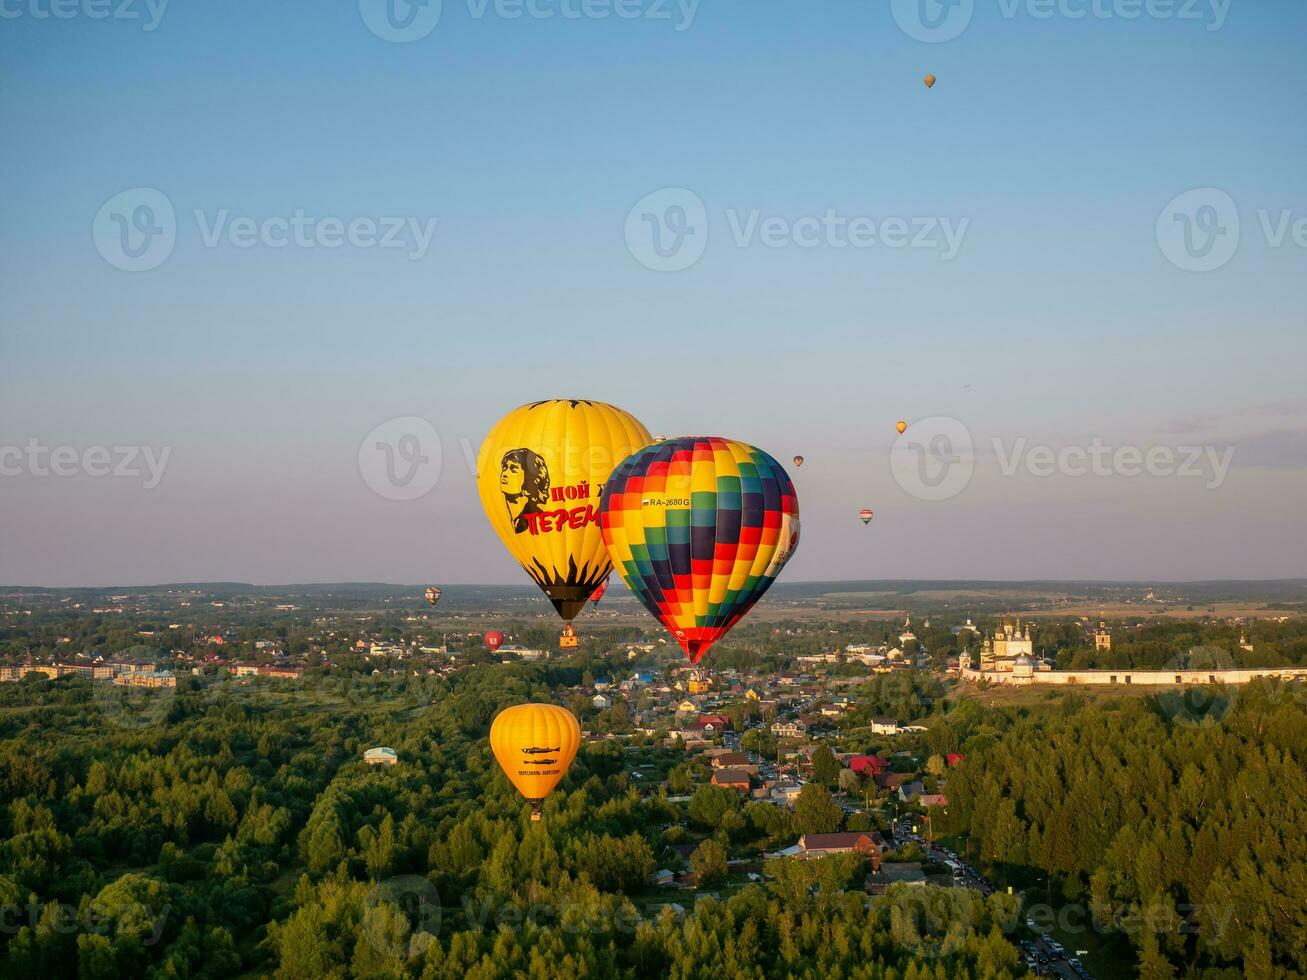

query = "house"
[898,780,926,802]
[696,714,731,732]
[652,869,676,887]
[745,687,763,701]
[770,782,803,805]
[711,769,752,792]
[871,717,901,736]
[946,753,965,767]
[676,699,698,715]
[364,746,398,767]
[866,862,928,894]
[592,694,611,710]
[710,751,756,774]
[258,665,304,679]
[797,832,883,867]
[874,772,912,792]
[919,793,948,809]
[771,719,807,739]
[848,755,888,777]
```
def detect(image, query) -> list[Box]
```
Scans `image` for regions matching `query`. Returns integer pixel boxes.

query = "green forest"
[0,663,1303,978]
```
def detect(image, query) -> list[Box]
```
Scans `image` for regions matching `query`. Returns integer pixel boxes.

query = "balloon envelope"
[490,703,581,821]
[477,400,652,621]
[859,509,875,525]
[924,74,936,88]
[484,630,505,651]
[793,455,805,467]
[896,420,908,434]
[589,575,609,609]
[424,586,441,607]
[601,436,800,664]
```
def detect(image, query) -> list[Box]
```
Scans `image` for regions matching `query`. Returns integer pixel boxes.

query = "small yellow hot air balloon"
[924,74,936,89]
[490,703,581,821]
[896,420,908,434]
[477,400,651,622]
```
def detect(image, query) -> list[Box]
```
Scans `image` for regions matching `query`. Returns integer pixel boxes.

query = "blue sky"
[1,0,1305,586]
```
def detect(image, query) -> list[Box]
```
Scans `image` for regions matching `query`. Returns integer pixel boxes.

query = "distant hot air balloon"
[924,74,936,89]
[490,703,581,821]
[859,509,875,525]
[484,630,505,652]
[423,586,441,607]
[601,437,799,664]
[793,455,805,468]
[477,400,652,623]
[589,575,609,611]
[896,420,908,435]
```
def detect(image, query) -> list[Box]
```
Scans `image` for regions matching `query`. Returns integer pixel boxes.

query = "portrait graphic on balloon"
[499,448,550,533]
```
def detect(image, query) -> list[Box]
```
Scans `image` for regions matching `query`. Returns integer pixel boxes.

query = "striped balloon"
[600,437,799,664]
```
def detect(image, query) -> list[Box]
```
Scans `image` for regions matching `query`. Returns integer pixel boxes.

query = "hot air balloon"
[924,74,936,88]
[896,420,908,435]
[490,703,581,821]
[600,437,799,664]
[859,508,875,525]
[589,575,609,611]
[477,400,652,623]
[423,586,441,607]
[484,630,505,652]
[793,455,805,468]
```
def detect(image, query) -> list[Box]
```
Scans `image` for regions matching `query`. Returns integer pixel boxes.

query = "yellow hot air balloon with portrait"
[477,399,651,622]
[490,703,581,821]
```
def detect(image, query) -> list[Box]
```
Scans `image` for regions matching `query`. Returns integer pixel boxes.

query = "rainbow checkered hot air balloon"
[600,437,799,664]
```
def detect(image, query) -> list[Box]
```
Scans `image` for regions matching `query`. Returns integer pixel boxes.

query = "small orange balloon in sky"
[924,74,936,89]
[896,420,908,435]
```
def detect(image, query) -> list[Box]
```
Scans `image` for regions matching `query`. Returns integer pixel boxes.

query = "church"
[977,619,1035,673]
